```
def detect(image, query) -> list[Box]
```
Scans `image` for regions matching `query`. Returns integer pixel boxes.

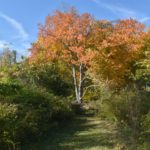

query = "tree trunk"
[72,66,80,103]
[78,63,83,103]
[72,64,84,104]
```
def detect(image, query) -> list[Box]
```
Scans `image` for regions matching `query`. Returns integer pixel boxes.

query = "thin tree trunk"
[78,63,83,103]
[72,66,80,103]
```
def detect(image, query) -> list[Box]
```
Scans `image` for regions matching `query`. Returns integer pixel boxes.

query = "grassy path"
[29,114,118,150]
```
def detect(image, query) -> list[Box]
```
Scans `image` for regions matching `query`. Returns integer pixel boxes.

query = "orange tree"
[30,9,145,103]
[30,9,95,103]
[90,19,145,87]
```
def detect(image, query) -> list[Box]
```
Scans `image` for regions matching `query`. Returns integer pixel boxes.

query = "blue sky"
[0,0,150,56]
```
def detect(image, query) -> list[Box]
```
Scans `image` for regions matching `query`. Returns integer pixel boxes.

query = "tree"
[12,50,17,64]
[30,9,95,103]
[0,48,18,69]
[90,19,145,87]
[135,29,150,89]
[0,48,12,68]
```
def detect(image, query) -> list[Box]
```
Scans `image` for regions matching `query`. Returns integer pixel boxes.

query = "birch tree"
[30,9,95,103]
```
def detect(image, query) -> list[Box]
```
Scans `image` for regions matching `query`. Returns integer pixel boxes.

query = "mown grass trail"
[29,113,118,150]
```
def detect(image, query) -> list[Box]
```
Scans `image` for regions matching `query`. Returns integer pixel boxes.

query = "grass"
[25,112,118,150]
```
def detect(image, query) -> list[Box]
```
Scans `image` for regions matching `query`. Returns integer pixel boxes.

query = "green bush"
[0,83,73,149]
[0,82,21,96]
[141,112,150,146]
[97,86,150,148]
[18,62,73,97]
[0,103,18,149]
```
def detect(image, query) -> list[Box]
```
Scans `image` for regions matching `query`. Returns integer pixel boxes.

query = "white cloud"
[0,12,28,40]
[91,0,150,24]
[92,0,138,18]
[140,17,150,23]
[0,40,10,49]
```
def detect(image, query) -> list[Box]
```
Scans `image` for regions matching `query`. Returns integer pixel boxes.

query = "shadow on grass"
[25,115,117,150]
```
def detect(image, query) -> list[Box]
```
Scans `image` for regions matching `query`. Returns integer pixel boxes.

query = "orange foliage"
[30,9,95,66]
[30,9,145,87]
[91,19,145,86]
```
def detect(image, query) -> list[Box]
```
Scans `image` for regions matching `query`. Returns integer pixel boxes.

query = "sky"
[0,0,150,56]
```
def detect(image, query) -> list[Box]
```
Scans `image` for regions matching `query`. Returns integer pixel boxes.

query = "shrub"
[0,83,73,149]
[18,62,73,97]
[141,112,150,147]
[0,103,18,149]
[0,82,21,96]
[99,86,150,147]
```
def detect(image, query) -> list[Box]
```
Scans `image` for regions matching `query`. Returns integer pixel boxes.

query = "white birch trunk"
[72,66,80,103]
[78,63,83,103]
